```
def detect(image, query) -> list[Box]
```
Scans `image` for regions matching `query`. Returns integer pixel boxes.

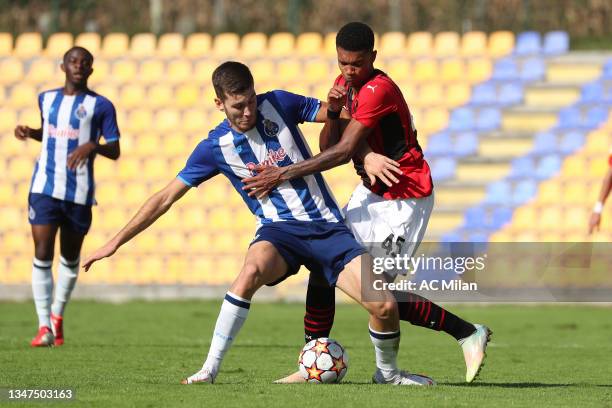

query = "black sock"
[304,279,335,343]
[393,291,476,341]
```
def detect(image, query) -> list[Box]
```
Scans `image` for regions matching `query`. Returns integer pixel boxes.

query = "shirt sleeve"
[37,92,44,127]
[271,90,321,123]
[352,83,397,128]
[177,138,220,187]
[97,98,121,143]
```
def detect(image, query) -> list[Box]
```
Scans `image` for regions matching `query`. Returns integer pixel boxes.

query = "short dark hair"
[212,61,254,100]
[63,46,94,64]
[336,22,375,52]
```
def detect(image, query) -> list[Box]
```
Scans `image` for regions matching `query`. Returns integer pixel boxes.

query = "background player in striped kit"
[13,46,121,346]
[242,22,491,383]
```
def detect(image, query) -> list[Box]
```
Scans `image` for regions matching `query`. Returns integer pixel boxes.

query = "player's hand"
[14,125,32,141]
[82,242,118,272]
[363,152,402,187]
[588,212,601,235]
[327,85,347,113]
[67,141,96,171]
[242,165,285,199]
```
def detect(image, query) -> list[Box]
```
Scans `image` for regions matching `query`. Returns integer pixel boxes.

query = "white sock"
[51,256,80,317]
[32,258,54,328]
[369,325,401,380]
[202,292,251,377]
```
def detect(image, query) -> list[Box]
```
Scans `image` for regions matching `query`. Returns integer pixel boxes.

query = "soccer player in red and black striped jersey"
[243,22,492,384]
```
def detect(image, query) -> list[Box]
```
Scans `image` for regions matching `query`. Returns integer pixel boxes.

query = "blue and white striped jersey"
[29,88,120,206]
[177,90,343,225]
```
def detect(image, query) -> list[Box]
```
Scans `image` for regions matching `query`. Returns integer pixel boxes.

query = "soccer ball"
[298,337,349,383]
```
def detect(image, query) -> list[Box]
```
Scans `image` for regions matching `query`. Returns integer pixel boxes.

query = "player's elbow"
[110,146,121,160]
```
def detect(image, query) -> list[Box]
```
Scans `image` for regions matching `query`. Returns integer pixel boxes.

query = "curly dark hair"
[336,21,375,52]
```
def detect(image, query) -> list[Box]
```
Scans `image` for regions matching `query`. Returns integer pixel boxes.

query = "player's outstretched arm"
[589,165,612,234]
[14,125,42,142]
[83,178,190,271]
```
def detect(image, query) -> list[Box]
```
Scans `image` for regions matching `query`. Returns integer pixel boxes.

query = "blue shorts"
[251,221,367,287]
[28,193,92,235]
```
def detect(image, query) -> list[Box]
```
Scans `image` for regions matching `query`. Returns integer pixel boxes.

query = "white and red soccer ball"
[298,338,349,383]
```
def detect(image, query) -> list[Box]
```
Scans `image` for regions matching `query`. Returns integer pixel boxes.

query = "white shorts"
[343,183,434,276]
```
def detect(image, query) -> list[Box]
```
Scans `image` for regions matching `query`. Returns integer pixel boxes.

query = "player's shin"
[369,326,401,380]
[304,276,335,342]
[52,256,80,317]
[32,258,54,328]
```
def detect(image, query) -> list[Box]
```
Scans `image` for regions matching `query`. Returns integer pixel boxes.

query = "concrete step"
[478,137,534,157]
[524,82,582,108]
[501,106,559,132]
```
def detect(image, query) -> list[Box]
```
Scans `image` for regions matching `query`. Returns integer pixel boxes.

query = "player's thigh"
[31,224,59,261]
[230,241,290,299]
[59,227,86,261]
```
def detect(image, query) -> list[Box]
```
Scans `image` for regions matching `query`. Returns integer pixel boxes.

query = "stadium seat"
[193,60,218,82]
[520,58,546,81]
[380,32,406,55]
[386,60,411,82]
[475,107,501,131]
[240,32,267,57]
[25,58,58,84]
[304,59,331,83]
[0,58,24,84]
[74,32,101,55]
[9,83,37,109]
[425,132,452,156]
[212,32,240,57]
[498,82,523,105]
[148,83,174,108]
[277,60,301,83]
[157,33,184,57]
[323,32,337,56]
[138,59,165,83]
[14,32,42,58]
[534,154,562,179]
[93,83,118,102]
[430,157,456,181]
[440,58,465,83]
[118,84,145,109]
[471,82,497,105]
[434,31,460,57]
[412,59,438,82]
[532,131,558,154]
[45,32,73,57]
[182,109,207,132]
[110,59,137,83]
[88,59,109,85]
[296,32,323,56]
[166,59,192,84]
[407,32,433,57]
[131,33,157,58]
[484,180,512,204]
[268,32,295,57]
[449,107,475,131]
[461,31,487,57]
[102,33,129,58]
[419,83,444,106]
[536,180,562,204]
[185,33,212,58]
[175,84,200,108]
[454,132,479,156]
[466,58,492,83]
[125,108,153,133]
[0,32,12,56]
[488,31,514,58]
[421,107,449,134]
[559,131,585,154]
[512,179,538,205]
[515,31,541,56]
[543,31,569,56]
[508,156,535,179]
[445,83,471,107]
[492,58,519,81]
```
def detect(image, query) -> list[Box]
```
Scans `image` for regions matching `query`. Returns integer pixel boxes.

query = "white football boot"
[372,369,436,386]
[459,324,492,383]
[181,368,215,384]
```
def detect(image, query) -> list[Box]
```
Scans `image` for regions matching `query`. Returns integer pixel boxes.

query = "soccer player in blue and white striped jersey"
[83,61,435,386]
[14,46,121,347]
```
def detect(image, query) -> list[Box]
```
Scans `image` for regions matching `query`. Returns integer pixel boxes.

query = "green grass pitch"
[1,301,611,407]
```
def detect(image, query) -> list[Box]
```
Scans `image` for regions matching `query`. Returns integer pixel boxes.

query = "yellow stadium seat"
[9,83,37,109]
[26,58,58,84]
[14,32,42,58]
[193,59,218,82]
[0,85,5,104]
[439,58,465,83]
[461,31,487,57]
[240,32,267,57]
[166,59,192,84]
[118,84,145,109]
[584,130,611,153]
[202,85,218,104]
[0,57,24,84]
[323,32,337,56]
[380,32,406,55]
[466,58,492,83]
[94,159,116,182]
[3,231,30,254]
[45,32,73,58]
[75,32,101,55]
[122,182,149,206]
[93,83,118,102]
[0,32,12,56]
[187,231,212,253]
[407,32,432,57]
[130,33,156,58]
[154,108,181,132]
[138,59,165,83]
[147,83,173,108]
[418,83,444,107]
[131,132,162,157]
[588,156,608,177]
[564,207,589,230]
[8,156,34,182]
[398,82,417,102]
[277,59,301,82]
[434,31,460,57]
[142,156,169,181]
[537,180,562,204]
[88,59,109,85]
[213,32,240,57]
[444,83,470,107]
[412,59,438,82]
[17,107,40,129]
[304,59,331,83]
[0,208,22,230]
[125,108,153,133]
[185,33,212,58]
[386,60,411,82]
[116,157,141,181]
[162,132,190,157]
[420,107,449,134]
[182,109,207,133]
[560,155,584,176]
[157,33,184,58]
[102,33,129,58]
[111,59,137,83]
[175,84,200,108]
[268,32,295,57]
[250,59,276,84]
[563,182,589,204]
[489,31,514,58]
[95,182,121,203]
[0,109,18,132]
[537,207,563,231]
[296,32,323,56]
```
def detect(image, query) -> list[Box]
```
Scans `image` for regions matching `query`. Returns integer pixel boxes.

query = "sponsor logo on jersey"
[48,124,80,140]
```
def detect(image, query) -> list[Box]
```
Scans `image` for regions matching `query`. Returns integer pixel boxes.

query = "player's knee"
[233,263,264,297]
[371,300,398,322]
[33,241,54,261]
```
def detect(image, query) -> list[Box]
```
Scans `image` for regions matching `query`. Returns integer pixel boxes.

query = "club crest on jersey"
[263,119,279,137]
[75,104,87,120]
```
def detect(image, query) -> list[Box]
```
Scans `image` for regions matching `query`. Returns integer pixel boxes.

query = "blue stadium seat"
[468,232,489,242]
[475,108,501,131]
[425,132,452,156]
[512,179,538,205]
[440,231,462,243]
[454,132,479,156]
[535,154,561,179]
[471,82,497,105]
[484,180,512,204]
[491,206,513,229]
[464,206,487,229]
[449,107,475,131]
[559,131,585,154]
[586,106,608,127]
[603,83,612,103]
[543,31,569,56]
[556,106,583,129]
[515,31,541,56]
[520,58,545,81]
[509,156,536,179]
[603,59,612,79]
[492,58,519,81]
[430,157,456,181]
[581,82,603,103]
[498,82,523,105]
[532,131,558,154]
